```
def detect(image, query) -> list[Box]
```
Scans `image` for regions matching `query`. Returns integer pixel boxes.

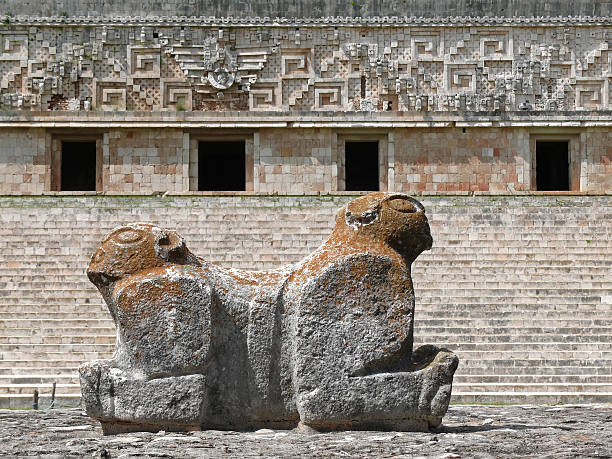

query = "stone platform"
[0,404,610,458]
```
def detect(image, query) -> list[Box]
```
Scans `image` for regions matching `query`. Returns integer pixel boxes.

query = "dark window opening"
[345,141,379,191]
[536,141,569,191]
[61,141,96,191]
[360,75,366,98]
[198,141,245,191]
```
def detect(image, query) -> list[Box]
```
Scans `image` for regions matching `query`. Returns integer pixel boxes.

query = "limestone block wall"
[0,194,610,406]
[255,128,335,193]
[1,125,611,193]
[394,127,529,192]
[0,128,46,193]
[104,129,186,192]
[583,129,612,193]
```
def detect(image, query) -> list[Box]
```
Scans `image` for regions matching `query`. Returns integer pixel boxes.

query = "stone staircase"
[0,194,610,408]
[412,214,612,404]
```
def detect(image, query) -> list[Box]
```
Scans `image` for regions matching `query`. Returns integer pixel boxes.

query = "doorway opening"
[61,142,97,191]
[198,141,246,191]
[536,141,569,191]
[345,141,379,191]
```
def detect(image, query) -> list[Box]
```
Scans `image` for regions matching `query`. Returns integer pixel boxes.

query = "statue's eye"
[387,197,416,213]
[158,234,171,246]
[92,248,105,263]
[114,229,144,244]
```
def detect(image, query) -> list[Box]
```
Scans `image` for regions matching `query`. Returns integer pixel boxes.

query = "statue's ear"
[154,230,187,263]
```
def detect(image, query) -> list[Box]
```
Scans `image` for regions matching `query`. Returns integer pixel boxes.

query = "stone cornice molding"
[4,15,612,27]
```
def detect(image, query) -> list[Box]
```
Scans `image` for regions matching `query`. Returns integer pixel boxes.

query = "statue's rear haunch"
[79,192,458,434]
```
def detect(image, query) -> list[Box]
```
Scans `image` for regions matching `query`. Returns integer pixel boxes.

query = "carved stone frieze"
[0,17,610,113]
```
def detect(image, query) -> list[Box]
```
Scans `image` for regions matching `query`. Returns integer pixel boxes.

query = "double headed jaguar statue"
[80,192,458,434]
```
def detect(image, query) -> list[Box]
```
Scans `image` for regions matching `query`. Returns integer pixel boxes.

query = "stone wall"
[0,17,610,114]
[0,128,46,193]
[256,128,336,193]
[0,0,609,19]
[394,127,529,192]
[105,129,186,192]
[583,129,612,191]
[1,126,611,193]
[0,193,610,406]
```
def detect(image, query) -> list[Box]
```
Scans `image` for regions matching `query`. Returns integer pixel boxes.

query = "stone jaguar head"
[337,192,433,263]
[87,223,196,294]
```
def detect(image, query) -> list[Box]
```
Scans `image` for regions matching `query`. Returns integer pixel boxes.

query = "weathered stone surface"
[3,0,610,19]
[80,192,458,433]
[1,405,611,458]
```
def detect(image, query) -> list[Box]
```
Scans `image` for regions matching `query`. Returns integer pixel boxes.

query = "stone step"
[413,326,612,335]
[1,273,610,282]
[4,373,609,387]
[453,364,611,375]
[454,374,612,384]
[0,305,108,314]
[4,301,610,312]
[3,293,602,303]
[0,393,81,409]
[2,265,610,279]
[1,384,610,409]
[1,343,610,357]
[450,392,612,404]
[2,356,612,373]
[0,375,78,385]
[3,318,610,329]
[0,358,112,368]
[415,301,612,308]
[2,315,608,327]
[0,312,115,320]
[0,346,115,360]
[414,335,612,343]
[2,277,610,287]
[0,383,81,395]
[416,294,612,301]
[0,367,81,376]
[414,342,612,351]
[0,299,102,306]
[453,351,612,360]
[2,282,609,291]
[1,389,610,409]
[0,336,115,345]
[418,287,610,293]
[3,300,609,312]
[452,383,612,393]
[415,292,611,300]
[415,311,610,319]
[0,327,115,337]
[0,319,115,328]
[455,355,612,365]
[4,338,610,351]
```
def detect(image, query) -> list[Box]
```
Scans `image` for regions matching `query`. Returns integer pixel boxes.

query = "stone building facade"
[0,0,610,407]
[0,2,611,194]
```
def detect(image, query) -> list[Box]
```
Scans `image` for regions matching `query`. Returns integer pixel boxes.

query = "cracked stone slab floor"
[0,404,610,458]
